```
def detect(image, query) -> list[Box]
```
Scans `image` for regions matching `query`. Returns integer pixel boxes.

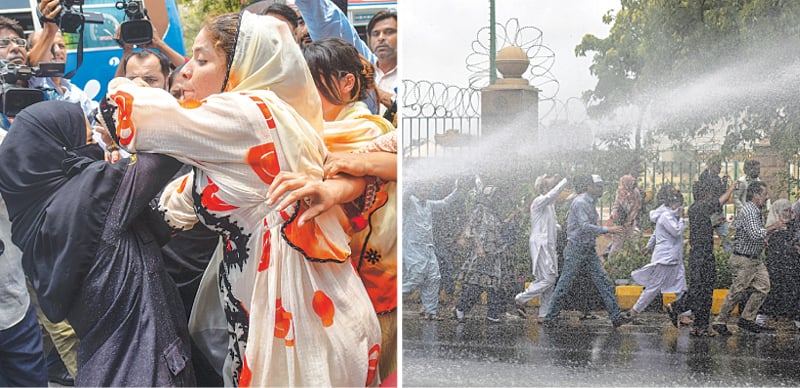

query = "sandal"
[665,304,679,328]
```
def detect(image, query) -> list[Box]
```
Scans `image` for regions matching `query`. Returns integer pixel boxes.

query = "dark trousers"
[673,250,715,328]
[436,247,456,297]
[456,283,504,320]
[546,242,622,321]
[0,303,47,387]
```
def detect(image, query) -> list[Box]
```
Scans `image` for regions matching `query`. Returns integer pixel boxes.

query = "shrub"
[603,238,650,281]
[713,247,733,289]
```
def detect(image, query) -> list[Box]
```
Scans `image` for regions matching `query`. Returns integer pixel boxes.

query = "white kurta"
[632,205,687,295]
[528,178,568,278]
[515,178,568,310]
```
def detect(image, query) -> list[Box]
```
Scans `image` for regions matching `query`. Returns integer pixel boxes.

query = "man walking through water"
[542,175,632,328]
[515,174,568,322]
[713,181,781,335]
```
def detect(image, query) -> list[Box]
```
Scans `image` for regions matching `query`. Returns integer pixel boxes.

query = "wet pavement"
[402,304,800,386]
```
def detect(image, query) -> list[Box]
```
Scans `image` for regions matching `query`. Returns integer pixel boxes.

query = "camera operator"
[0,15,55,129]
[27,20,98,121]
[113,7,186,80]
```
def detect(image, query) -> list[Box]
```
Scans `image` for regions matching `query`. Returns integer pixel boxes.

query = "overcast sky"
[400,0,620,102]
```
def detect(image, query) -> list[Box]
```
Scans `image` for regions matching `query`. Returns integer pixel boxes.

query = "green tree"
[576,0,800,160]
[176,0,247,55]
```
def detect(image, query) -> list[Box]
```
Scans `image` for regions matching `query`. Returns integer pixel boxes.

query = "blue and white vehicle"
[1,0,185,101]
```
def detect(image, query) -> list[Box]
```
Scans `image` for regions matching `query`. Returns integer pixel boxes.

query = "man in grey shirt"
[543,174,631,328]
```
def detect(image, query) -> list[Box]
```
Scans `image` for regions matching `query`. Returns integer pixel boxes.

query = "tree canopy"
[576,0,800,159]
[176,0,246,54]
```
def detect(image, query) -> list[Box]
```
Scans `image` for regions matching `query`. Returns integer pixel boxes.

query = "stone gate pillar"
[480,46,539,143]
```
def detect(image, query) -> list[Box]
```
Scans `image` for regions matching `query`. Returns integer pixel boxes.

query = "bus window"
[0,0,35,34]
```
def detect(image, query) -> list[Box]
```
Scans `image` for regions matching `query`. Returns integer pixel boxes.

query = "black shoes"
[665,304,679,328]
[712,323,732,336]
[612,315,633,328]
[48,370,74,387]
[738,318,775,333]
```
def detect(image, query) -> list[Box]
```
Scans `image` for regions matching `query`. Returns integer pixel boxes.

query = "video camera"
[116,0,152,46]
[56,0,105,34]
[0,59,65,117]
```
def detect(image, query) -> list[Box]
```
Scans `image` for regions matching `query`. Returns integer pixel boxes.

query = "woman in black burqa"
[0,101,195,386]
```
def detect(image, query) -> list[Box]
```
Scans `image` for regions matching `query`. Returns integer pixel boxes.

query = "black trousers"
[457,283,504,320]
[673,250,715,328]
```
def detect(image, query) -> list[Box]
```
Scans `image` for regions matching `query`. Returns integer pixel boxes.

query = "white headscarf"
[766,198,792,228]
[227,11,323,133]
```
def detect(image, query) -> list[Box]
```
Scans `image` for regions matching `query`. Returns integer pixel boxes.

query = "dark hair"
[0,16,24,40]
[656,183,675,206]
[746,181,767,202]
[168,63,184,90]
[744,159,760,175]
[262,3,298,30]
[123,48,171,78]
[202,12,240,92]
[303,38,376,106]
[667,189,684,206]
[366,10,397,41]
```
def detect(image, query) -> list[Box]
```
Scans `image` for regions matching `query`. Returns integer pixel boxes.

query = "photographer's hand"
[38,0,61,24]
[28,1,60,67]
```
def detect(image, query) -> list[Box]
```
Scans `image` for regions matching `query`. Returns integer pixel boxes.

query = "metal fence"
[400,80,800,225]
[401,80,482,159]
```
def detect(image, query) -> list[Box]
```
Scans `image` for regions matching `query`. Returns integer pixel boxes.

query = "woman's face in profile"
[181,28,227,100]
[317,73,355,121]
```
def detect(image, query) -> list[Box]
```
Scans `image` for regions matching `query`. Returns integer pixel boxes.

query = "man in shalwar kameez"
[515,174,568,321]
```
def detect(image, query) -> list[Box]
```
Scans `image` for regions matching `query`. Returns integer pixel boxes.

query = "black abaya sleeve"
[107,153,183,233]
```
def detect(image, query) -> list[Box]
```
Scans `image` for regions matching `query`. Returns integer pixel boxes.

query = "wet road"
[402,307,800,386]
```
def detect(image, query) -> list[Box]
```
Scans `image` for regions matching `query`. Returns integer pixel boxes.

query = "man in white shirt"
[515,174,568,322]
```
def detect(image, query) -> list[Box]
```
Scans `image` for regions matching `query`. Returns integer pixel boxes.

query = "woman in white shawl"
[629,189,687,320]
[98,11,381,387]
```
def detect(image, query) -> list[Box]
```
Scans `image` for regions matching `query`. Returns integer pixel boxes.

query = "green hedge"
[603,237,733,289]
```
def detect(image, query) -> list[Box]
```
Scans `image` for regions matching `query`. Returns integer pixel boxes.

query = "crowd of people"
[0,0,398,386]
[405,160,800,340]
